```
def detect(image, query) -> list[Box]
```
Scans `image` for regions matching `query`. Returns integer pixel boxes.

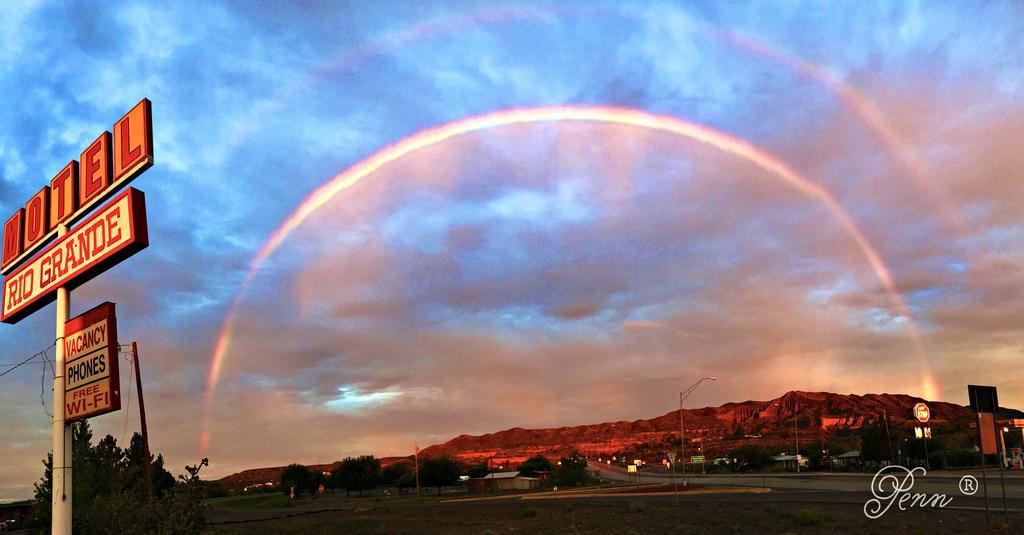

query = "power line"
[0,349,48,378]
[40,353,52,418]
[1,354,53,366]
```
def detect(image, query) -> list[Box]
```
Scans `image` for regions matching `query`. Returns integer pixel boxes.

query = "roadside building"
[834,450,862,468]
[0,500,32,531]
[998,419,1024,469]
[770,454,808,470]
[467,471,542,492]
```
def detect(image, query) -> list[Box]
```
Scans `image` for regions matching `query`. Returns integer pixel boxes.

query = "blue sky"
[1,0,1023,500]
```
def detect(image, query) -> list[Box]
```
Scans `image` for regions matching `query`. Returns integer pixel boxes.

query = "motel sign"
[2,99,154,535]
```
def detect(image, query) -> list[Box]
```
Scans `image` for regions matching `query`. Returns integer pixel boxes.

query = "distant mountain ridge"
[216,390,988,490]
[415,390,972,464]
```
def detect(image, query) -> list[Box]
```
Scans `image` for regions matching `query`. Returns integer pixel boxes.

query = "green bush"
[522,506,539,518]
[628,500,646,513]
[944,449,981,468]
[555,452,594,487]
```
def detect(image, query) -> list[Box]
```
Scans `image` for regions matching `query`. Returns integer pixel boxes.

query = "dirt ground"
[209,497,1022,534]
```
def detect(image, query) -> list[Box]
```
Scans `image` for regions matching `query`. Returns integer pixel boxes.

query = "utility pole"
[794,403,800,473]
[679,393,685,481]
[976,412,991,527]
[670,452,678,504]
[882,410,895,464]
[131,342,155,504]
[52,223,71,535]
[922,430,930,470]
[414,443,420,498]
[994,424,1009,525]
[699,440,705,475]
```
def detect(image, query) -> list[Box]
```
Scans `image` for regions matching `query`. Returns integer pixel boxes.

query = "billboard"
[968,385,1000,455]
[64,302,120,422]
[2,188,148,324]
[968,385,999,413]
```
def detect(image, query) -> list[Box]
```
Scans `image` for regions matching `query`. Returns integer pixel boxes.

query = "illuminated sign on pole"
[1,99,153,274]
[1,188,148,324]
[64,302,119,422]
[1,97,155,535]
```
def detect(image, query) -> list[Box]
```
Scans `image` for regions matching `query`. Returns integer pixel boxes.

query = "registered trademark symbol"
[959,475,978,495]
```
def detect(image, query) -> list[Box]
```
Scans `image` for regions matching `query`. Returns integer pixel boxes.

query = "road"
[589,460,1024,507]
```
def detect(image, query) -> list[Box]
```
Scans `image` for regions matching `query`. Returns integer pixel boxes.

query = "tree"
[419,456,462,494]
[729,445,773,471]
[555,452,592,487]
[465,462,490,479]
[122,432,176,498]
[397,469,418,491]
[331,456,382,495]
[518,455,553,476]
[859,417,893,463]
[382,462,413,488]
[28,421,209,533]
[280,464,317,496]
[154,458,209,533]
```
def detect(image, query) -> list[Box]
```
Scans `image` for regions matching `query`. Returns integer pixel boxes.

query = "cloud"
[2,0,1023,497]
[549,302,602,320]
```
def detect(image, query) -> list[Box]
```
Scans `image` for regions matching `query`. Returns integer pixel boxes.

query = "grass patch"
[522,506,539,518]
[793,508,826,526]
[217,493,297,510]
[628,500,646,513]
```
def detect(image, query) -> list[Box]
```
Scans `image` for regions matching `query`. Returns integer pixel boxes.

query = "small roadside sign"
[691,455,705,464]
[667,451,677,464]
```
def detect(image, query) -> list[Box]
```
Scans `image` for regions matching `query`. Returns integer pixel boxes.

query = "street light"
[680,377,716,484]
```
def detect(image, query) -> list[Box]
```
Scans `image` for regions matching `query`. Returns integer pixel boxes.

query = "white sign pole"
[52,223,71,535]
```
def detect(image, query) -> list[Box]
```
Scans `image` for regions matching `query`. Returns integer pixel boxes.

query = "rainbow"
[202,106,939,454]
[224,4,957,221]
[716,29,961,228]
